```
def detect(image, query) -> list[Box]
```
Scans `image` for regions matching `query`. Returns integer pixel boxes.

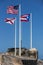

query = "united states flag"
[4,18,16,24]
[20,14,30,22]
[7,5,19,14]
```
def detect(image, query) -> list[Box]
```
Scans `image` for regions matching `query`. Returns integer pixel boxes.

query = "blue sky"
[0,0,43,59]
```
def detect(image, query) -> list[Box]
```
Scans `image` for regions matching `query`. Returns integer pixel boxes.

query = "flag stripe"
[20,18,29,22]
[21,14,30,17]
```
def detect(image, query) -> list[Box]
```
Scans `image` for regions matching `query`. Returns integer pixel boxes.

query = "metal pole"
[19,4,21,56]
[15,18,16,56]
[30,13,32,49]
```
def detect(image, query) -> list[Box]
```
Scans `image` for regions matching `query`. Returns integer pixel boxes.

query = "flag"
[7,5,19,14]
[4,18,16,24]
[20,14,30,22]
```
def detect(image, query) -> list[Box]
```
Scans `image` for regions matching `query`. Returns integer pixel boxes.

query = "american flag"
[4,18,16,24]
[20,14,30,22]
[7,5,19,14]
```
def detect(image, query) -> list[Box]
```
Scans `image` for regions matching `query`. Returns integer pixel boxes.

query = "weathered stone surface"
[37,60,43,65]
[1,55,23,65]
[0,53,43,65]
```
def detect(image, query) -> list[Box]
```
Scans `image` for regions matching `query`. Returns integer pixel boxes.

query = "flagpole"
[15,18,16,56]
[19,4,21,56]
[30,13,32,49]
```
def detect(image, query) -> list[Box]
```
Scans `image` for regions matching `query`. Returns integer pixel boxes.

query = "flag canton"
[14,5,19,10]
[26,15,30,21]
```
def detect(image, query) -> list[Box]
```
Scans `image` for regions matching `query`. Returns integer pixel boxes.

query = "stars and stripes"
[20,14,30,22]
[4,18,16,24]
[7,5,19,14]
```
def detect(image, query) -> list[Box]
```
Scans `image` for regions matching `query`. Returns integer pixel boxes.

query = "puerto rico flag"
[20,14,30,22]
[7,5,19,14]
[4,18,16,24]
